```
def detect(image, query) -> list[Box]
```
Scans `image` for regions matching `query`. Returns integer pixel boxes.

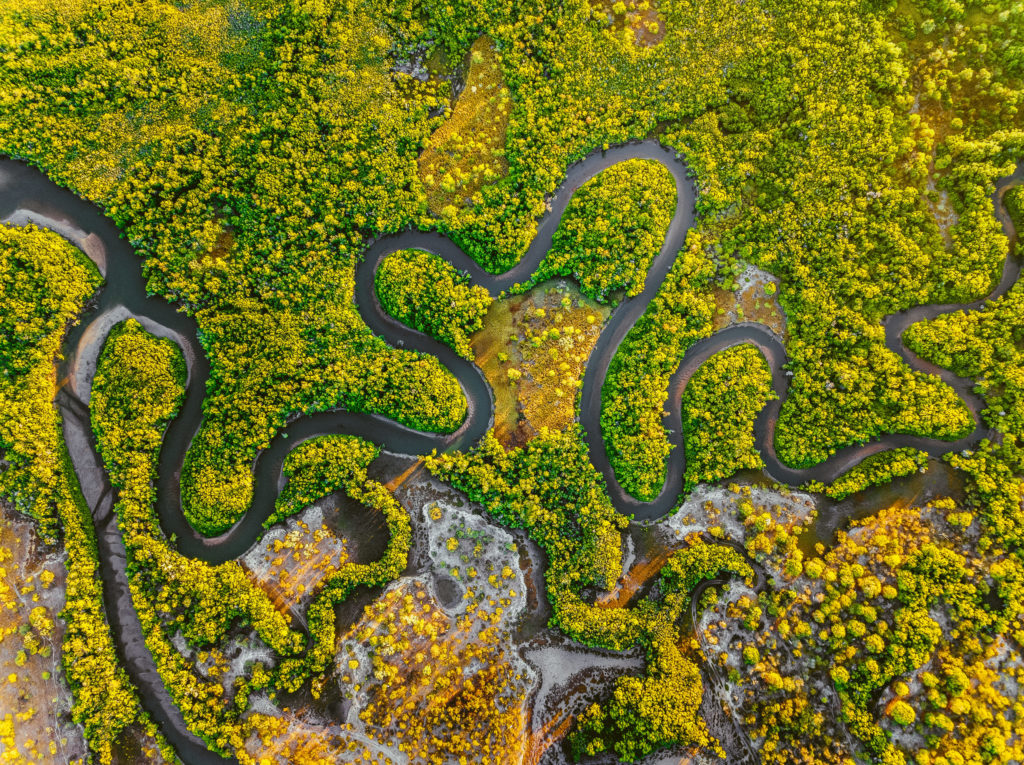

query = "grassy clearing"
[471,282,611,441]
[712,273,787,340]
[418,35,511,215]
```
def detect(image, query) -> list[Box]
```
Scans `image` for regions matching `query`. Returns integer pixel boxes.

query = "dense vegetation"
[600,243,715,499]
[716,493,1024,765]
[681,344,775,490]
[0,226,153,763]
[906,278,1024,443]
[521,159,676,303]
[428,429,752,760]
[1,0,474,538]
[0,225,100,540]
[4,0,1024,761]
[903,183,1024,549]
[375,248,492,359]
[91,321,413,758]
[2,0,1016,524]
[660,0,1015,471]
[806,448,930,501]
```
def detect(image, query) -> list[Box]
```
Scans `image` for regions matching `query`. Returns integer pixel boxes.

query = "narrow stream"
[0,140,1019,761]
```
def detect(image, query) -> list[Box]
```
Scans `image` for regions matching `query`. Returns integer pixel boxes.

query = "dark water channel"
[1,143,1020,762]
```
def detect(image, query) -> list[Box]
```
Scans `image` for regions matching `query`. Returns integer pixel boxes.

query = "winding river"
[0,139,1020,762]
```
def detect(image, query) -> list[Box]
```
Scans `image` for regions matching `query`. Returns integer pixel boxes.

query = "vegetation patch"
[467,296,525,445]
[906,282,1024,442]
[2,0,1021,546]
[511,287,608,433]
[343,578,528,762]
[243,505,351,619]
[682,344,776,491]
[376,248,492,360]
[5,0,1024,761]
[429,430,754,760]
[418,35,511,216]
[0,225,100,540]
[711,267,787,339]
[672,482,1024,765]
[521,159,676,304]
[805,448,930,501]
[242,713,397,765]
[0,224,151,764]
[601,242,716,501]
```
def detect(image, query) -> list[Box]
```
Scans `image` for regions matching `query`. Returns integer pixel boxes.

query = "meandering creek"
[0,140,1019,762]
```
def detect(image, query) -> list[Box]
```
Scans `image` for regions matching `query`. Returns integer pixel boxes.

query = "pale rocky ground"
[0,502,86,764]
[5,463,833,764]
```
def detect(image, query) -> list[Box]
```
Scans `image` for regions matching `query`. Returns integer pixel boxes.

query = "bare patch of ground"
[925,179,958,248]
[663,483,816,548]
[712,265,787,340]
[523,637,643,765]
[0,502,86,764]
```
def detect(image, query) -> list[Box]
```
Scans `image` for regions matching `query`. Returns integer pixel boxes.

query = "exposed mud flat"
[663,483,817,547]
[521,633,643,764]
[712,264,788,341]
[241,695,403,765]
[0,502,86,764]
[241,500,363,626]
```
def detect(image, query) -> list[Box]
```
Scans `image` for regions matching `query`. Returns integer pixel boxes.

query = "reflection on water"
[665,461,966,556]
[804,458,965,551]
[321,490,390,565]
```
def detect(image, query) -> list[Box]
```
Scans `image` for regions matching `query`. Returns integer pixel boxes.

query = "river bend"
[0,140,1019,762]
